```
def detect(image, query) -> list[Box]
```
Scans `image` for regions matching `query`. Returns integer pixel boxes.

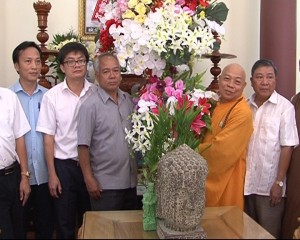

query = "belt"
[0,161,18,176]
[54,158,79,166]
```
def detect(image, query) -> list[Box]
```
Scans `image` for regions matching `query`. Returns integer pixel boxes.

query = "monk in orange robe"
[199,63,253,210]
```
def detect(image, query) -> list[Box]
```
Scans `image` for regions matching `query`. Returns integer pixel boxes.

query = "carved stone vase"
[142,181,157,231]
[155,144,208,239]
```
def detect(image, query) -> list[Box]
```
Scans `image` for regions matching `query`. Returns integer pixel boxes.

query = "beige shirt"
[245,91,299,197]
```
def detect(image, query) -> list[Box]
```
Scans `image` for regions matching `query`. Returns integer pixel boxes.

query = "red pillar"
[260,0,297,99]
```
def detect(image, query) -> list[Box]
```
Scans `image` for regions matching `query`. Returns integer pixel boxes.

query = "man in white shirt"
[244,59,299,238]
[36,42,96,239]
[0,87,31,238]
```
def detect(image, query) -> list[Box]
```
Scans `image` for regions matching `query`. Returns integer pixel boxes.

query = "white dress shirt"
[36,80,96,159]
[0,88,30,168]
[244,91,299,197]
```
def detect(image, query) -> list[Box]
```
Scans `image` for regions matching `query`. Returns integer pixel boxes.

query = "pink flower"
[173,89,183,99]
[175,80,185,91]
[198,98,211,115]
[191,114,207,135]
[117,0,129,13]
[151,107,159,115]
[177,94,193,110]
[148,92,159,103]
[164,76,173,87]
[165,86,175,97]
[148,75,159,84]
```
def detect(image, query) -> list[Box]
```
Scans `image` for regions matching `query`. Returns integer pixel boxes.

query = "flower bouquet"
[125,72,218,230]
[93,0,228,231]
[94,0,228,75]
[126,74,218,184]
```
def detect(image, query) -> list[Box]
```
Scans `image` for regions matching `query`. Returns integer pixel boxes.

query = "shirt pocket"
[262,117,280,142]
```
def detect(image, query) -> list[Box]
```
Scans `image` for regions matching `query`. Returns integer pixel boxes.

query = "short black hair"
[12,41,42,64]
[57,42,89,64]
[251,59,278,77]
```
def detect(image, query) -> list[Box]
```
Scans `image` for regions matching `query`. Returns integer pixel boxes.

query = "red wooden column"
[260,0,297,99]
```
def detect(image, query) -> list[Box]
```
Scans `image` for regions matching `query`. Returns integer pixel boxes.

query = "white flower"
[176,64,190,75]
[205,19,226,36]
[166,96,177,115]
[104,0,216,75]
[137,99,156,113]
[125,110,155,155]
[190,88,219,106]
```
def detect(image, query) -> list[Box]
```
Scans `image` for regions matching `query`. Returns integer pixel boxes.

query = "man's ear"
[60,64,65,74]
[14,62,20,74]
[250,77,253,87]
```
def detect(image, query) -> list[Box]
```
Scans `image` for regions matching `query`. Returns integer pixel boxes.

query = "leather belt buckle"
[4,167,14,175]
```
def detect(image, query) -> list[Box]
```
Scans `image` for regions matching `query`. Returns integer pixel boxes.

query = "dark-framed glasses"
[63,59,87,67]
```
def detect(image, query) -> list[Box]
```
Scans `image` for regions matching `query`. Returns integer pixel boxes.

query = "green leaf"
[51,29,79,45]
[205,2,229,25]
[167,47,191,66]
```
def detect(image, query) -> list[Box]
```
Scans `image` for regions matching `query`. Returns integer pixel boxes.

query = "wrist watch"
[21,171,31,178]
[275,180,284,187]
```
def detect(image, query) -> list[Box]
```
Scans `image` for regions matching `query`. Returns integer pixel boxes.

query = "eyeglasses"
[62,59,87,67]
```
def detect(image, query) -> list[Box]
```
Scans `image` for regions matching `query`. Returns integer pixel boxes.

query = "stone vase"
[142,182,157,231]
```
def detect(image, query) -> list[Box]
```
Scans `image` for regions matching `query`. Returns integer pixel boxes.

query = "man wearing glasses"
[36,42,96,239]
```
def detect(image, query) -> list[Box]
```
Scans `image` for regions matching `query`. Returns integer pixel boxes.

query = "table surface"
[78,206,275,239]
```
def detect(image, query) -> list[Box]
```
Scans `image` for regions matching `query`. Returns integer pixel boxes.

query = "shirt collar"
[248,90,278,106]
[268,91,278,104]
[62,78,95,93]
[12,80,44,95]
[97,86,127,103]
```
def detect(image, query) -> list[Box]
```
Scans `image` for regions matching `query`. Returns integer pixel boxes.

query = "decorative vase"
[142,182,157,231]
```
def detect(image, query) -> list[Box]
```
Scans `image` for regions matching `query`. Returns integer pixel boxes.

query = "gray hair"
[93,52,121,73]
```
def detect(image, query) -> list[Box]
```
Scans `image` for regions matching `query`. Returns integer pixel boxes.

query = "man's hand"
[85,175,102,200]
[20,177,31,206]
[48,174,62,198]
[269,183,283,207]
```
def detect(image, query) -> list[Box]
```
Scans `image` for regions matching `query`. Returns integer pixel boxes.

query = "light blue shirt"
[10,81,48,185]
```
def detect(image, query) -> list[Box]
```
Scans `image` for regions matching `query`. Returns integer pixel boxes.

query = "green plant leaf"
[205,2,229,25]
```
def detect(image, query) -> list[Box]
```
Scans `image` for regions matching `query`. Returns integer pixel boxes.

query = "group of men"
[0,40,298,239]
[0,41,138,239]
[200,60,299,238]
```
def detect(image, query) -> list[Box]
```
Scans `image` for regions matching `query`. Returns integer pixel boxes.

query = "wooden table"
[78,206,275,239]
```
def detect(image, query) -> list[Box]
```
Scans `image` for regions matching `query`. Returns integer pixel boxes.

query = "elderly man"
[77,53,138,211]
[244,59,299,238]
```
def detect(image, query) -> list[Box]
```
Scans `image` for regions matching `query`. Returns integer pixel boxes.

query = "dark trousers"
[245,194,285,239]
[54,159,91,239]
[90,187,139,211]
[22,183,54,239]
[0,163,24,239]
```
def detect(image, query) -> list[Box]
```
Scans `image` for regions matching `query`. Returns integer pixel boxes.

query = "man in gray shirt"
[77,53,138,210]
